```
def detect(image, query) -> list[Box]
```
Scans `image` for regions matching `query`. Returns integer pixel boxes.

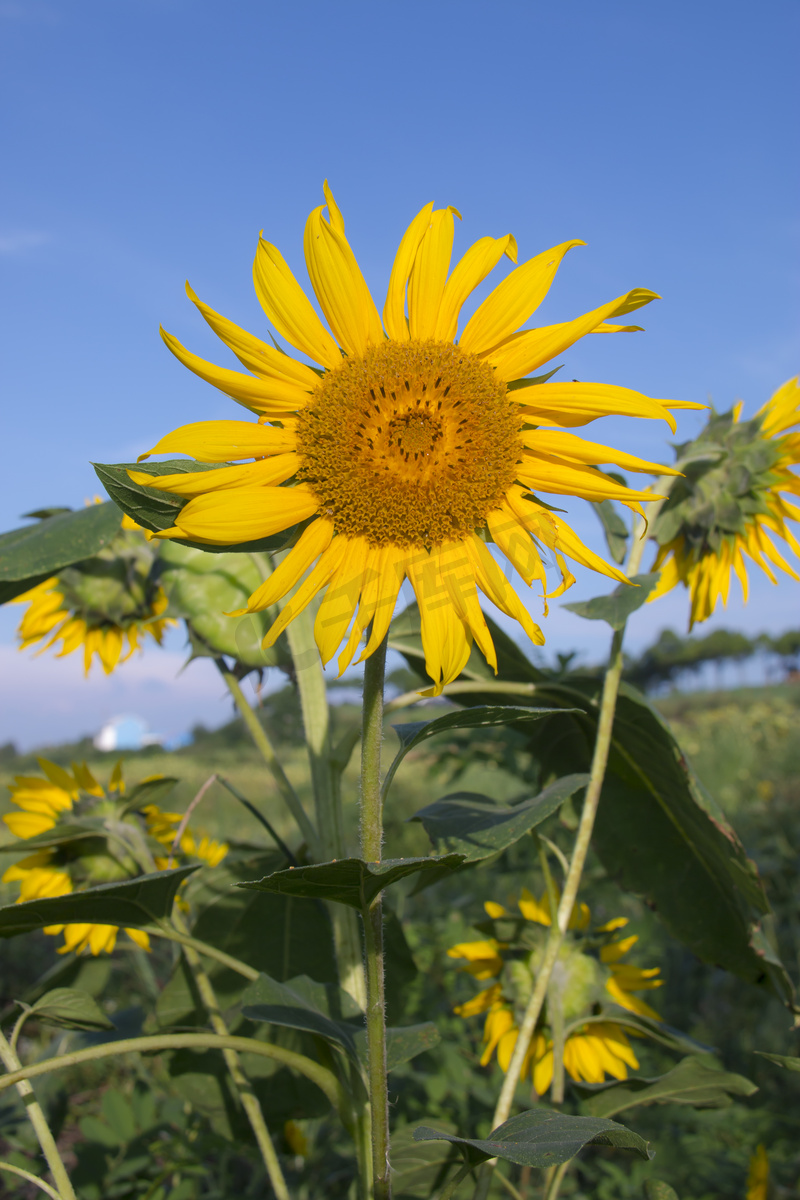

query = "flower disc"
[297,340,522,546]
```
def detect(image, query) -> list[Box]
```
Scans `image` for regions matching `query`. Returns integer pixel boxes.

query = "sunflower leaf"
[384,706,572,798]
[118,776,181,816]
[410,774,589,861]
[644,1182,680,1200]
[238,856,465,910]
[0,866,199,937]
[412,1108,652,1167]
[574,1055,757,1118]
[29,987,115,1032]
[0,503,122,585]
[754,1051,800,1073]
[93,461,307,555]
[591,499,629,564]
[562,574,660,629]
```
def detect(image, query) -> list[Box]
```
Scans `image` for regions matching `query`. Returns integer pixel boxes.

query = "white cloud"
[0,230,50,255]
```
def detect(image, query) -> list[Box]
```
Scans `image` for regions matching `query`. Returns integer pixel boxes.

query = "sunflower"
[448,889,663,1096]
[2,759,227,955]
[650,377,800,627]
[12,517,173,675]
[129,184,698,693]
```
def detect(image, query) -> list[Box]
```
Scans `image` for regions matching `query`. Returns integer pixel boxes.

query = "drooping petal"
[153,485,319,545]
[407,207,461,340]
[314,536,369,665]
[485,288,659,380]
[138,420,297,463]
[406,547,473,694]
[463,535,545,647]
[460,240,585,356]
[262,536,348,649]
[185,284,321,389]
[434,235,518,343]
[517,453,656,511]
[160,329,310,416]
[383,202,435,341]
[252,236,342,369]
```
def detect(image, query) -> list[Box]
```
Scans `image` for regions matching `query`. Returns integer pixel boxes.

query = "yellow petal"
[185,283,321,389]
[463,535,545,647]
[516,454,654,512]
[514,381,680,433]
[485,288,659,380]
[160,329,310,416]
[453,982,502,1018]
[460,239,585,356]
[486,507,548,589]
[338,544,406,672]
[521,430,679,477]
[518,886,551,925]
[533,1047,554,1096]
[253,236,341,369]
[138,419,296,463]
[434,235,518,343]
[130,455,299,498]
[125,928,151,951]
[438,540,497,673]
[303,199,383,357]
[407,207,460,340]
[161,484,319,546]
[406,547,473,694]
[244,518,335,613]
[314,537,368,665]
[600,935,638,964]
[383,202,435,341]
[262,536,348,649]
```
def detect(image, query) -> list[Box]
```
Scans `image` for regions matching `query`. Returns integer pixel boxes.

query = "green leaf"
[372,1023,440,1071]
[644,1182,680,1200]
[29,987,115,1031]
[0,503,122,585]
[754,1051,800,1072]
[575,1056,757,1118]
[0,822,107,853]
[578,1012,712,1058]
[391,605,792,1000]
[591,499,629,564]
[413,1108,652,1167]
[241,973,361,1061]
[156,854,338,1026]
[384,705,570,797]
[119,776,180,816]
[390,1121,460,1197]
[411,774,589,862]
[93,461,306,555]
[238,856,466,910]
[562,574,660,629]
[0,866,198,937]
[0,573,54,605]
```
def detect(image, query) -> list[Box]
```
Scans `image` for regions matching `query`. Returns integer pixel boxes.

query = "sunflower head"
[649,377,800,627]
[2,759,228,955]
[449,891,664,1095]
[13,521,173,674]
[126,183,700,693]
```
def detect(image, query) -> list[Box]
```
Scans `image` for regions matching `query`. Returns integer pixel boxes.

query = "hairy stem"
[0,1027,77,1200]
[173,912,290,1200]
[216,658,320,854]
[360,634,391,1200]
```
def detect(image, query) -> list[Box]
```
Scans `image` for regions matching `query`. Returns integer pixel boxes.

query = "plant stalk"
[360,633,391,1199]
[0,1026,77,1200]
[0,1160,63,1200]
[216,658,320,854]
[173,912,291,1200]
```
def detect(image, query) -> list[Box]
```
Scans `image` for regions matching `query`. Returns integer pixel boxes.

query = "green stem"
[0,1033,343,1115]
[0,1027,77,1200]
[360,634,391,1200]
[172,911,290,1200]
[438,1163,471,1200]
[542,1159,570,1200]
[147,924,259,980]
[0,1160,63,1200]
[216,658,320,854]
[475,505,658,1199]
[286,606,367,1011]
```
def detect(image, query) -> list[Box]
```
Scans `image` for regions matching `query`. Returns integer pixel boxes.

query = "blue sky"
[1,0,798,748]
